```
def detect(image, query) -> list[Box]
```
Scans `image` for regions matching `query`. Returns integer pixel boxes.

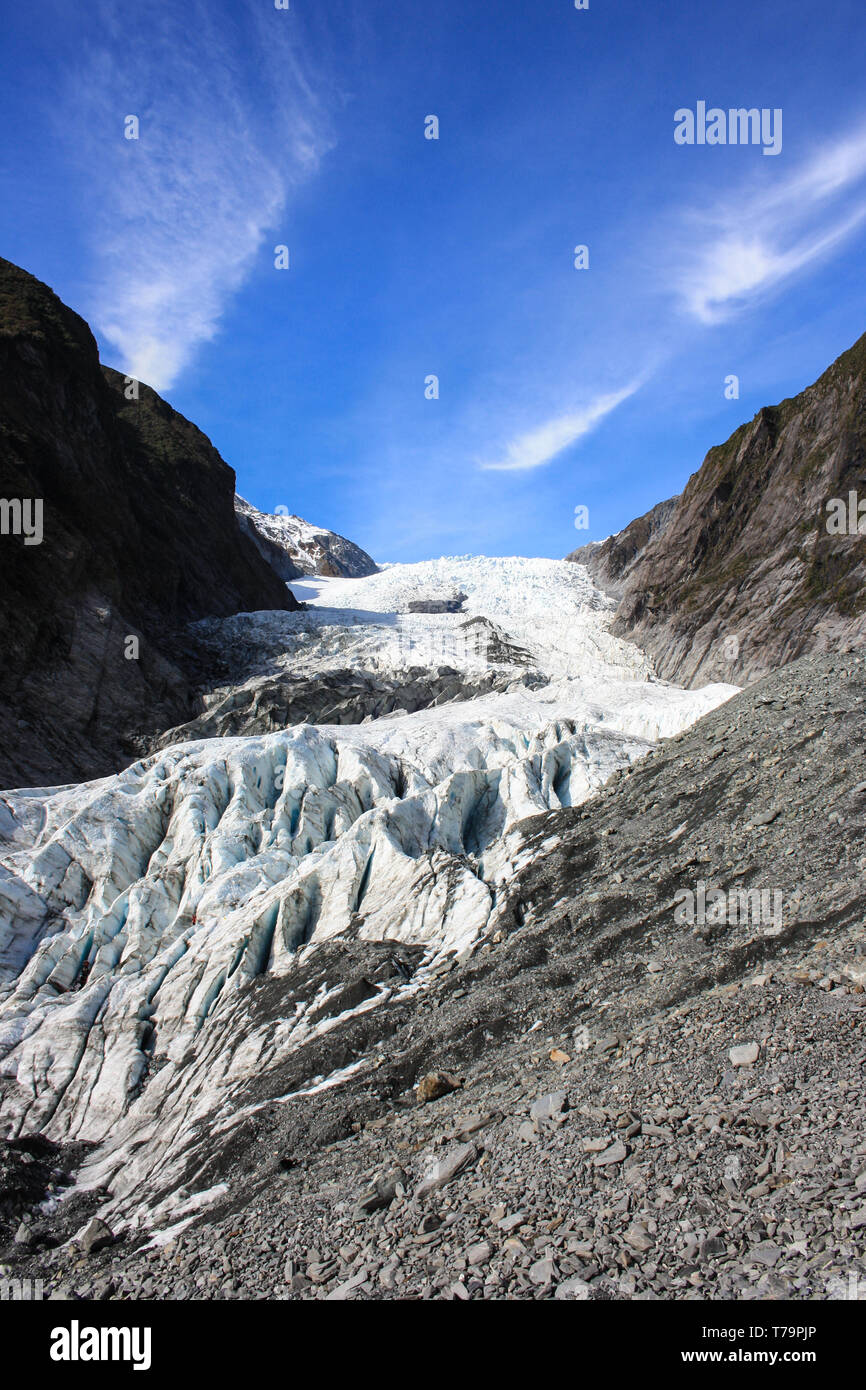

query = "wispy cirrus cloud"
[474,124,866,483]
[673,126,866,324]
[479,379,643,473]
[65,1,335,390]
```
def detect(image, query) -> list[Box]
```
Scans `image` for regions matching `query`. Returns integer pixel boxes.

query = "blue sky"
[2,0,865,562]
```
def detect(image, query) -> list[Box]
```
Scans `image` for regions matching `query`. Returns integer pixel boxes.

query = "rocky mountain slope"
[567,333,866,687]
[567,497,679,599]
[235,496,378,580]
[0,258,297,789]
[2,649,863,1300]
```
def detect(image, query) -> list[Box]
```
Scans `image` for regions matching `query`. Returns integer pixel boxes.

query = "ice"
[0,553,738,1225]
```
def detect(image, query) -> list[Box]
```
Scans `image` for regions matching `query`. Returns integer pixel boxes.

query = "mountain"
[568,333,866,687]
[567,496,679,599]
[1,265,862,1304]
[235,496,378,580]
[0,257,297,788]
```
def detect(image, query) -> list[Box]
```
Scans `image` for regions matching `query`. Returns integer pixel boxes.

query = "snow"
[0,552,739,1228]
[236,496,374,577]
[289,556,642,681]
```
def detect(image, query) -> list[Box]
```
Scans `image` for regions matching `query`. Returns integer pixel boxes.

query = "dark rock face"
[0,257,296,788]
[573,333,866,687]
[567,497,679,599]
[235,496,378,579]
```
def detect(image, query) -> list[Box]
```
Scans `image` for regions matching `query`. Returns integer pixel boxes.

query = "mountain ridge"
[0,258,300,786]
[235,495,378,580]
[567,331,866,687]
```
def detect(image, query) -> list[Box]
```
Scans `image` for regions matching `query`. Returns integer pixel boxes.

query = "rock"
[566,495,679,600]
[466,1241,492,1267]
[453,1112,500,1139]
[700,1236,727,1260]
[549,1048,570,1064]
[529,1256,556,1286]
[416,1143,477,1198]
[580,330,866,686]
[235,496,377,582]
[746,1243,782,1267]
[378,1262,399,1290]
[555,1276,592,1300]
[325,1269,369,1300]
[530,1091,568,1124]
[753,1273,793,1300]
[355,1168,407,1216]
[497,1212,526,1233]
[0,257,296,787]
[593,1139,628,1167]
[729,1042,760,1067]
[624,1225,654,1254]
[416,1072,462,1105]
[406,594,467,615]
[78,1218,114,1256]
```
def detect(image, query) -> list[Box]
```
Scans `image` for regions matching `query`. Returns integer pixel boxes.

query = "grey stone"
[79,1218,114,1256]
[416,1143,477,1198]
[530,1091,568,1123]
[529,1256,557,1286]
[466,1241,492,1267]
[555,1276,592,1300]
[593,1139,628,1167]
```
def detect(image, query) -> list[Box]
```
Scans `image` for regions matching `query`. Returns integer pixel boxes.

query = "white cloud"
[674,127,866,324]
[68,2,335,390]
[479,380,642,473]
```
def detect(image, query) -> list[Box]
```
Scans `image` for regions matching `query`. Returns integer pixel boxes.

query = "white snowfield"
[0,555,738,1229]
[290,556,646,683]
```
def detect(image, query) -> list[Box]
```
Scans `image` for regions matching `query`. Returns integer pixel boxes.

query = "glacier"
[0,556,738,1231]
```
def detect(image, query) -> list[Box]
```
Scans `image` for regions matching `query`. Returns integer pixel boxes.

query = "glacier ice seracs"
[0,556,738,1230]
